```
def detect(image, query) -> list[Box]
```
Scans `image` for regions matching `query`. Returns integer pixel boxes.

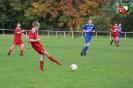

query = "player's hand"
[22,30,26,32]
[37,37,42,41]
[86,30,90,32]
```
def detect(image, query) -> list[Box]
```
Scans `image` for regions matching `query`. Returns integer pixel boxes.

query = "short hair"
[32,21,40,27]
[114,22,117,25]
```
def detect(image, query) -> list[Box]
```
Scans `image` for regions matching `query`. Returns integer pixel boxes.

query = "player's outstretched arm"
[17,30,26,34]
[22,33,28,39]
[27,40,30,50]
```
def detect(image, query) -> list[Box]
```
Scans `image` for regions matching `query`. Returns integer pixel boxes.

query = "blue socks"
[82,46,88,52]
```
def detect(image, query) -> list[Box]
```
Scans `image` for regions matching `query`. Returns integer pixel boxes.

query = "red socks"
[39,56,61,72]
[20,49,23,55]
[40,60,44,71]
[48,56,61,65]
[8,49,12,54]
[116,40,119,47]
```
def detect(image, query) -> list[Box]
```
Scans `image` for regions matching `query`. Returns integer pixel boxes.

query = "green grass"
[0,35,133,88]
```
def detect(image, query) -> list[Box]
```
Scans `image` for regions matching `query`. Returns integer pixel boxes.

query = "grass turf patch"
[0,35,133,88]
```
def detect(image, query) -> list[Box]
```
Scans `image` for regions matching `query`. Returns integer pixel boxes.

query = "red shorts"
[32,45,45,54]
[13,40,23,45]
[113,33,118,38]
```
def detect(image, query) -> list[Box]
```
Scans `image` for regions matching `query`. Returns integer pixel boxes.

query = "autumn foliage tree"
[1,0,133,31]
[9,0,36,28]
[3,0,109,30]
[25,0,104,30]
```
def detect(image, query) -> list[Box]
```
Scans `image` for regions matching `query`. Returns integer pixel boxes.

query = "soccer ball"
[71,64,78,70]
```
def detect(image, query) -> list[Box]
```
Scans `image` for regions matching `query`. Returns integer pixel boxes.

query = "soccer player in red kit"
[27,21,61,72]
[110,23,119,47]
[8,22,27,55]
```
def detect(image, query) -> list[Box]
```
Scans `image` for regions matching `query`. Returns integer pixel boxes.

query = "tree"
[25,0,105,30]
[9,0,36,28]
[0,0,10,28]
[90,14,115,31]
[118,11,133,32]
[105,0,133,32]
[1,0,132,31]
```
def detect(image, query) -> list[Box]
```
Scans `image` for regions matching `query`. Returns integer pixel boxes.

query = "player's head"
[32,21,40,30]
[118,23,121,26]
[17,22,21,27]
[114,23,117,26]
[88,20,92,24]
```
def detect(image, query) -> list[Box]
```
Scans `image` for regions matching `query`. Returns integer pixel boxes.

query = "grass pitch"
[0,35,133,88]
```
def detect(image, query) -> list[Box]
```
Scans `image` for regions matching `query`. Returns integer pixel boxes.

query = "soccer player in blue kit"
[80,20,95,56]
[118,23,122,44]
[114,23,122,45]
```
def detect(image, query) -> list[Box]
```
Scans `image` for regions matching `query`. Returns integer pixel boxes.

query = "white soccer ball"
[71,64,78,70]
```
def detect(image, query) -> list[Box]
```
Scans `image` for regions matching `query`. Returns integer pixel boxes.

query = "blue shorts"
[85,36,91,43]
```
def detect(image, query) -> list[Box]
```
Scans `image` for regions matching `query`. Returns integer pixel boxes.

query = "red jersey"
[14,28,22,41]
[29,29,44,54]
[111,26,118,34]
[29,29,42,46]
[13,28,23,45]
[111,26,118,38]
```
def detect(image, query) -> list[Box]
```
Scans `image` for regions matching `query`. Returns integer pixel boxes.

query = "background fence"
[0,29,133,38]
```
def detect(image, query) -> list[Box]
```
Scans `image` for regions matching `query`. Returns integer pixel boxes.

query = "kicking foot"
[57,62,61,65]
[8,53,10,55]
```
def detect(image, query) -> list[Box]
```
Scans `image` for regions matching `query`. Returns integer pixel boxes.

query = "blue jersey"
[118,26,122,34]
[118,26,122,38]
[83,24,95,37]
[83,24,95,43]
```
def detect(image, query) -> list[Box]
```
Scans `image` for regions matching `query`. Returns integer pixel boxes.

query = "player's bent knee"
[21,44,24,48]
[86,43,90,46]
[44,51,50,57]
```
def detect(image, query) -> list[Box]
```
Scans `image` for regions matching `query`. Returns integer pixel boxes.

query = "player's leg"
[33,46,45,71]
[118,34,120,44]
[8,44,16,55]
[118,38,120,44]
[84,43,89,56]
[40,54,44,71]
[115,37,119,47]
[80,37,90,56]
[81,43,89,56]
[43,51,61,65]
[20,44,24,55]
[81,37,87,56]
[110,37,114,45]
